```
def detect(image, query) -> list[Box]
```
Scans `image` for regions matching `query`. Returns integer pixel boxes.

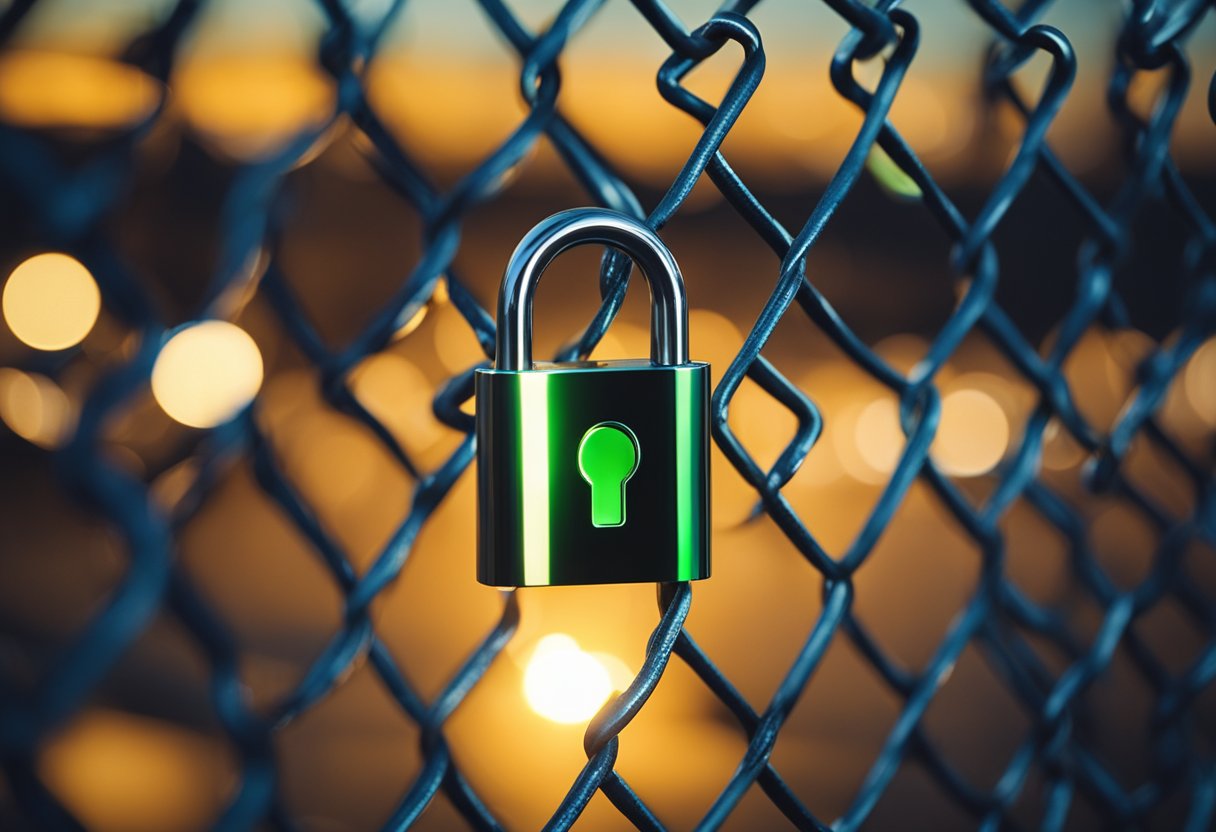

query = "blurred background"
[0,0,1214,829]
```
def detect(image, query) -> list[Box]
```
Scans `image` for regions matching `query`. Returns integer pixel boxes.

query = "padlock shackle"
[495,208,689,371]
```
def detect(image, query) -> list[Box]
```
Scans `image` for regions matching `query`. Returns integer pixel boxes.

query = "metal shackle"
[494,208,689,371]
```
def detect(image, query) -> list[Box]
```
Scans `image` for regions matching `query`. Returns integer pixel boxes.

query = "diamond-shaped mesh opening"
[771,631,906,820]
[919,643,1035,794]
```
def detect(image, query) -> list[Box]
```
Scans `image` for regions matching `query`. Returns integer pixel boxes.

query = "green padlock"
[475,208,711,587]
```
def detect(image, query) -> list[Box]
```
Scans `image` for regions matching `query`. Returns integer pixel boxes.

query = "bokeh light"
[38,709,226,832]
[1184,336,1216,426]
[173,55,335,159]
[847,398,905,482]
[0,368,73,448]
[590,651,635,695]
[151,321,264,429]
[523,634,614,725]
[3,253,101,351]
[842,385,1011,481]
[0,51,159,130]
[931,388,1010,477]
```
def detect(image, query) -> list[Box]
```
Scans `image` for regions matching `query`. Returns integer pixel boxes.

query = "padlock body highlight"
[476,359,710,587]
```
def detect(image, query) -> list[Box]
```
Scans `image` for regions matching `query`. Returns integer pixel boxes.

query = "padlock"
[475,208,711,587]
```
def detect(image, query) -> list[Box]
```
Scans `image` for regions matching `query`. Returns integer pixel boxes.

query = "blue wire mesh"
[0,0,1214,829]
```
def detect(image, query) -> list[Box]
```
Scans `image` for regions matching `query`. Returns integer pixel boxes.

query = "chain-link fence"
[0,0,1214,829]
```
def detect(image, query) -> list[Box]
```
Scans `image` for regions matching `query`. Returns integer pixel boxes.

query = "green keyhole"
[577,422,640,528]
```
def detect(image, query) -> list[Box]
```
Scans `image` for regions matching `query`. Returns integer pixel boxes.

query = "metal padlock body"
[477,360,709,586]
[476,209,710,587]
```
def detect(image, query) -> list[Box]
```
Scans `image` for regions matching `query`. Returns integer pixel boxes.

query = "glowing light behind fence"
[1185,337,1216,425]
[174,55,335,160]
[39,709,226,832]
[933,388,1010,477]
[0,52,159,130]
[845,384,1010,481]
[3,253,101,351]
[523,634,615,725]
[151,321,264,429]
[0,368,73,448]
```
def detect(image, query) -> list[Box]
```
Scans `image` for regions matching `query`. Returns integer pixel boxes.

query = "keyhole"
[577,422,640,528]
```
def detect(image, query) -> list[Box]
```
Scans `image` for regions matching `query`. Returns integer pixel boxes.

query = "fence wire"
[0,0,1215,829]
